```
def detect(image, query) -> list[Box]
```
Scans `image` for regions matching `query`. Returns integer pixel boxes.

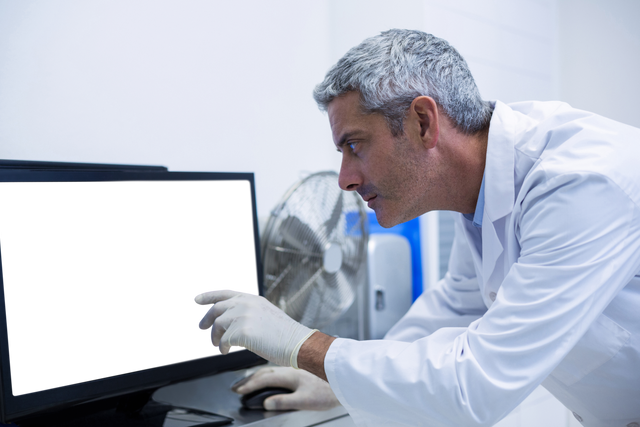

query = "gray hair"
[313,29,493,136]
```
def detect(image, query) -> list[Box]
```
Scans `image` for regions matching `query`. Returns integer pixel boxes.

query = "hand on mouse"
[233,367,341,411]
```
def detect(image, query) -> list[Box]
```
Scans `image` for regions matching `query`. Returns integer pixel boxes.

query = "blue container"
[367,212,423,301]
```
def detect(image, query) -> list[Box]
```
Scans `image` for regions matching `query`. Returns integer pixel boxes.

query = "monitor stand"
[16,389,233,427]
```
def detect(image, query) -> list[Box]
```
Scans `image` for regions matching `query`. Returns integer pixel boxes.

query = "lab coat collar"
[484,100,516,222]
[479,101,518,290]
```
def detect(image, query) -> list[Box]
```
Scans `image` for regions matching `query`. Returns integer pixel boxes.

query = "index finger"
[194,290,240,305]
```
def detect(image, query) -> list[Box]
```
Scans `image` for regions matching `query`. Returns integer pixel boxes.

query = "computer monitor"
[0,169,265,425]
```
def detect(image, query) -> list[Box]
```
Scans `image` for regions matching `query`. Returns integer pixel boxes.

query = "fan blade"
[298,270,356,329]
[267,245,322,258]
[279,215,324,254]
[264,262,293,298]
[286,267,323,310]
[323,192,343,237]
[338,236,365,271]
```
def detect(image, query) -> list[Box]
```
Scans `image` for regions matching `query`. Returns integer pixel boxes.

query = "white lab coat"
[325,101,640,427]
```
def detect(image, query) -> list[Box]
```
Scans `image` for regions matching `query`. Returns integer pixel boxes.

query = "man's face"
[328,92,429,228]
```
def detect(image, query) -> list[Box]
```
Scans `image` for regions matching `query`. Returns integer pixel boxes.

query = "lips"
[363,194,377,209]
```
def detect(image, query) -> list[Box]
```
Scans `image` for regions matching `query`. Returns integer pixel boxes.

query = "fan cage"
[260,171,368,329]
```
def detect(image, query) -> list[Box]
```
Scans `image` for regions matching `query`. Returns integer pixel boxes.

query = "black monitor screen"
[0,170,264,423]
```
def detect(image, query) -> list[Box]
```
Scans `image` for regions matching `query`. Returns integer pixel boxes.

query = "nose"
[338,154,362,191]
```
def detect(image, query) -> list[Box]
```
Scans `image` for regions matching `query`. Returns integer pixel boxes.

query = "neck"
[466,128,489,212]
[437,126,488,214]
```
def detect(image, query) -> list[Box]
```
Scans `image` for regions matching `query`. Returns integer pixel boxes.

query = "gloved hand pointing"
[195,290,317,368]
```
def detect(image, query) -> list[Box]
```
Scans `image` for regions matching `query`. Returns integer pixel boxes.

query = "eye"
[347,141,358,152]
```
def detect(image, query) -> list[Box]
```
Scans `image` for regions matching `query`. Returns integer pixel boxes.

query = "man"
[195,29,640,426]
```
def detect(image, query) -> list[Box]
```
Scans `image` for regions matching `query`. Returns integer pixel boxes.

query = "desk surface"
[154,368,355,427]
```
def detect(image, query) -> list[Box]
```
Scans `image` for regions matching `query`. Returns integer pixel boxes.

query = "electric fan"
[261,171,368,330]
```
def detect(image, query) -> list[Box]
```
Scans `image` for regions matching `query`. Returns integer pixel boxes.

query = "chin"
[374,206,421,228]
[374,210,401,228]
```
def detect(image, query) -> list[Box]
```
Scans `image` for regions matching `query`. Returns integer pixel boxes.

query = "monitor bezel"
[0,169,266,422]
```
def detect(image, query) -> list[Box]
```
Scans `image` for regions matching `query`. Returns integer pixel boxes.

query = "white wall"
[558,0,640,128]
[0,0,339,218]
[424,0,559,103]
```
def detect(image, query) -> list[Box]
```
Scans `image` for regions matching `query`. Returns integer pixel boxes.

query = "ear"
[407,96,439,149]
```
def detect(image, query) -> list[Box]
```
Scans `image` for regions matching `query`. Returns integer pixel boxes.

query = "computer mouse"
[240,387,293,410]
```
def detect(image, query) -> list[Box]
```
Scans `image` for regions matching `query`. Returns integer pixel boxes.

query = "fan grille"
[261,171,368,329]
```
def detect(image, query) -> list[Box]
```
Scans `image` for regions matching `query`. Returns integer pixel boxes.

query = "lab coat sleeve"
[384,213,487,343]
[325,172,640,426]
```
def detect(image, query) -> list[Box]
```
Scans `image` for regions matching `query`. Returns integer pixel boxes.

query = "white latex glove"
[232,367,341,411]
[195,290,316,368]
